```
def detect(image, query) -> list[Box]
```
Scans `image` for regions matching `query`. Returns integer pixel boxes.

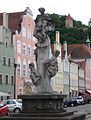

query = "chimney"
[54,31,61,58]
[3,12,8,28]
[86,36,90,48]
[56,31,60,43]
[63,41,67,58]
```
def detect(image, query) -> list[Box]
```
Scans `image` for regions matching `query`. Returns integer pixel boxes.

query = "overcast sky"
[0,0,91,25]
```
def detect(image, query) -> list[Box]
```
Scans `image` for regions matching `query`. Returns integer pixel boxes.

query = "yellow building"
[53,31,63,93]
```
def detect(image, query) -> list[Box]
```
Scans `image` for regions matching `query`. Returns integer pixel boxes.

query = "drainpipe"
[14,63,17,99]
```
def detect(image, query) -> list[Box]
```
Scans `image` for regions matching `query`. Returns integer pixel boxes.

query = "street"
[65,103,91,120]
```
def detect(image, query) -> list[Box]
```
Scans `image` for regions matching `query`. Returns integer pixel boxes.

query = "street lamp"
[14,63,17,99]
[69,60,71,98]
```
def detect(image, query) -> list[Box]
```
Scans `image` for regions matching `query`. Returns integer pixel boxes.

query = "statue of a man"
[33,7,54,46]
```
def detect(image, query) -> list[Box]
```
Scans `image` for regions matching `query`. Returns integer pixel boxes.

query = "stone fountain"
[2,7,85,120]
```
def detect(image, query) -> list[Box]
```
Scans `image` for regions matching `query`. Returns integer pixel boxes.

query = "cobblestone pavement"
[65,103,91,120]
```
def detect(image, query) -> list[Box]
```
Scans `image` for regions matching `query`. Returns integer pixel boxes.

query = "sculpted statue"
[29,8,59,93]
[29,63,41,86]
[45,50,60,79]
[33,7,54,47]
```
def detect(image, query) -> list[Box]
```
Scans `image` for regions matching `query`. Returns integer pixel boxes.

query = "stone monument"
[3,8,85,120]
[29,7,60,94]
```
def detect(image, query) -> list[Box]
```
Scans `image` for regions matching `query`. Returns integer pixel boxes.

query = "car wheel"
[14,108,21,113]
[0,112,2,117]
[6,110,10,116]
[71,103,74,107]
[64,104,67,107]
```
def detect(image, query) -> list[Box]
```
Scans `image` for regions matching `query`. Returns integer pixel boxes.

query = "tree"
[48,13,88,45]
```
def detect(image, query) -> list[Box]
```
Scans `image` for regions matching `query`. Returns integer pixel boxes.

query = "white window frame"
[28,45,31,57]
[23,60,26,77]
[22,26,26,37]
[17,40,21,54]
[27,29,31,40]
[22,43,26,55]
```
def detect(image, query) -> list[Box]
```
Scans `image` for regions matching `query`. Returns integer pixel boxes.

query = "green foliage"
[48,13,89,45]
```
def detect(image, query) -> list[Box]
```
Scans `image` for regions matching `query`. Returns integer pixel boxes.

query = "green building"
[0,26,14,100]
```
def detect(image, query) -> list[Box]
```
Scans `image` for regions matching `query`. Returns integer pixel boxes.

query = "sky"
[0,0,91,25]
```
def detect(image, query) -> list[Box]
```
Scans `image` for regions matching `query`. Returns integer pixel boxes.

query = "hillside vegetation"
[49,13,91,45]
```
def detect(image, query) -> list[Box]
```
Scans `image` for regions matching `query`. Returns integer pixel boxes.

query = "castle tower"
[65,14,73,28]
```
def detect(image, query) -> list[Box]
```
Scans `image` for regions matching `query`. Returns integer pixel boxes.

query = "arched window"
[22,43,26,55]
[17,40,21,54]
[27,29,31,40]
[23,59,26,77]
[28,45,31,57]
[22,26,26,37]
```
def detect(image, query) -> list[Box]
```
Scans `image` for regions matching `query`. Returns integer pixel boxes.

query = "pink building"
[13,7,37,97]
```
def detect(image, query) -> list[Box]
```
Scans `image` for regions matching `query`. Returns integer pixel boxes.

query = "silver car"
[1,99,22,113]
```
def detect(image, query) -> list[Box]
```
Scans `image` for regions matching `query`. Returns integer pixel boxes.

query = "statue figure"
[33,7,54,47]
[45,50,60,79]
[29,63,41,86]
[30,8,59,93]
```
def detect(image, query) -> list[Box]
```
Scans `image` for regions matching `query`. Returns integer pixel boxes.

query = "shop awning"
[0,92,11,97]
[86,90,91,94]
[79,92,90,96]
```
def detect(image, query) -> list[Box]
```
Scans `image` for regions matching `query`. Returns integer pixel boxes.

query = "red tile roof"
[67,44,91,59]
[0,11,24,32]
[76,61,86,69]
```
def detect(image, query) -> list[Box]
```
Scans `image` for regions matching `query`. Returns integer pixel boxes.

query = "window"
[5,75,8,84]
[8,58,11,66]
[22,26,26,37]
[6,42,8,47]
[22,44,26,55]
[28,46,31,56]
[23,64,26,77]
[17,63,21,76]
[0,74,2,84]
[17,41,21,54]
[11,76,14,85]
[7,100,15,104]
[28,65,30,78]
[27,29,31,39]
[3,57,6,65]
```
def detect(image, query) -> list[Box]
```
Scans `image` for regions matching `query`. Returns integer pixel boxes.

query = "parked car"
[63,98,78,107]
[82,95,91,103]
[1,99,22,113]
[0,103,10,116]
[73,96,85,105]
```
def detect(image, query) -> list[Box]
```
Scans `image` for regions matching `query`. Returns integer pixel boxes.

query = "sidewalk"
[73,109,91,120]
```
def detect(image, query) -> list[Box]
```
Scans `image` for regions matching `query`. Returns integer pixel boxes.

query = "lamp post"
[69,60,71,98]
[14,63,17,99]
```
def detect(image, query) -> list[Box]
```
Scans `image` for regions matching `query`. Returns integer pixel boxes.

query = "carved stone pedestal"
[1,94,86,120]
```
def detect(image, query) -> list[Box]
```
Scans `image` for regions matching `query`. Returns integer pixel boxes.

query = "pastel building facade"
[67,44,91,93]
[51,31,63,93]
[0,25,14,100]
[13,8,36,97]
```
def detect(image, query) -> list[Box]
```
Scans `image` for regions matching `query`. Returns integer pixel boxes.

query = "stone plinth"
[18,94,66,113]
[0,94,85,120]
